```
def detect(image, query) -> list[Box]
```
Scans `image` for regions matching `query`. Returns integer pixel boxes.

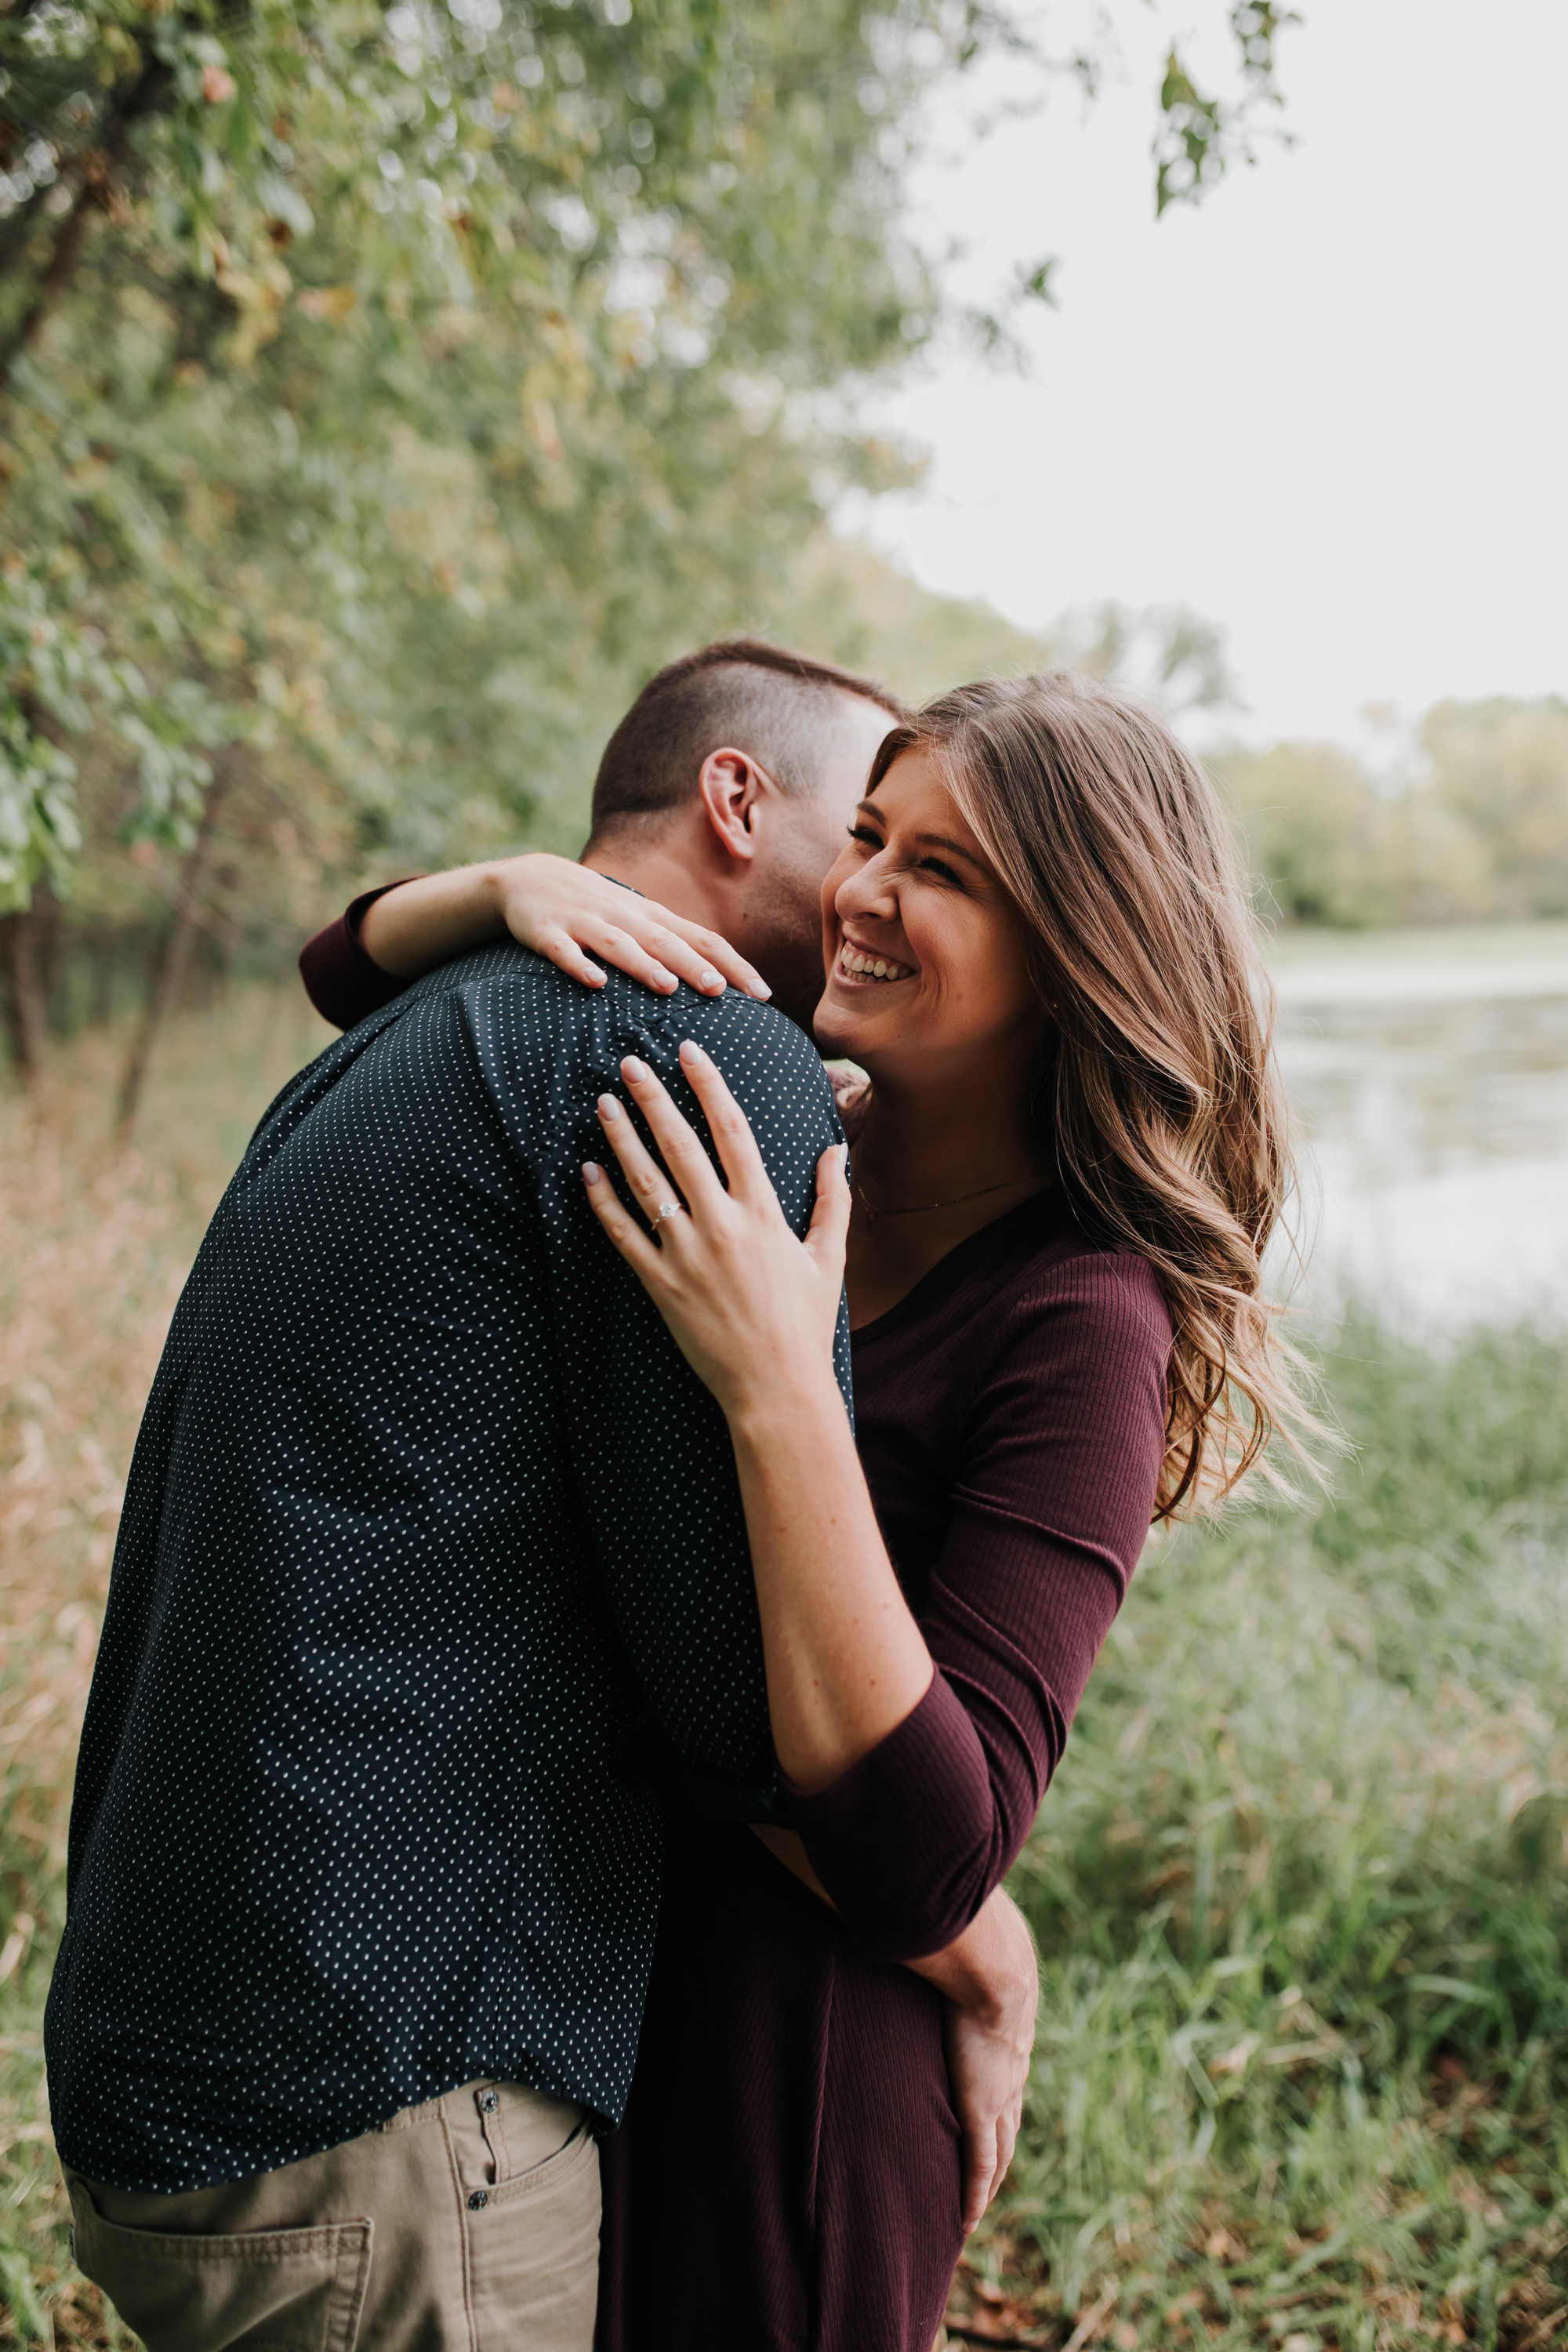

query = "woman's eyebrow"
[914,830,987,872]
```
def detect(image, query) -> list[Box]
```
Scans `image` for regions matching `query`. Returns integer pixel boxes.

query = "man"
[46,641,898,2347]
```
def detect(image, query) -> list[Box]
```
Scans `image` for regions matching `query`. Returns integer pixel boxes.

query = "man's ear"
[695,748,764,866]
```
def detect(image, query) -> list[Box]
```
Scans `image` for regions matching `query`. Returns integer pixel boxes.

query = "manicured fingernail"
[678,1040,709,1068]
[652,967,677,990]
[699,967,724,991]
[621,1056,649,1082]
[597,1094,622,1121]
[582,1163,602,1185]
[753,980,771,998]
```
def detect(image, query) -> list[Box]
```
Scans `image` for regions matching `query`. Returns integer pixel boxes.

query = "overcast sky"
[847,0,1568,752]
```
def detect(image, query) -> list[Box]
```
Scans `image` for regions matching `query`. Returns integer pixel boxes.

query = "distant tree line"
[1213,699,1568,929]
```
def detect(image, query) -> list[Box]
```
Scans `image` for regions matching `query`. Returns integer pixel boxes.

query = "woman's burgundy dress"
[301,909,1173,2352]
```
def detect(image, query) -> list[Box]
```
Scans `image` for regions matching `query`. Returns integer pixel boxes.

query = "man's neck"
[582,821,826,1030]
[581,834,729,936]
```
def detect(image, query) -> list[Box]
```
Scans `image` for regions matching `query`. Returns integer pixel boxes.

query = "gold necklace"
[851,1167,1047,1225]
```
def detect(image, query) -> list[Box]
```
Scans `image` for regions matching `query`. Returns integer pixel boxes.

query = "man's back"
[46,945,846,2194]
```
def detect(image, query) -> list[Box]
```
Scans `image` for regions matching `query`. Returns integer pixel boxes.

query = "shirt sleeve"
[785,1249,1171,1955]
[298,884,419,1029]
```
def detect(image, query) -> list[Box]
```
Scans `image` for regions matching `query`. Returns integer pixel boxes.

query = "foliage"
[1214,702,1568,929]
[1424,699,1568,923]
[0,0,952,927]
[0,0,1296,974]
[1155,2,1298,216]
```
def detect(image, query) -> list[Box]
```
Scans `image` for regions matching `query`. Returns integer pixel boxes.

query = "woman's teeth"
[840,946,912,983]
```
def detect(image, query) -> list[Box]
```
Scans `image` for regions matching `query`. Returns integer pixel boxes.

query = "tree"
[1214,742,1399,929]
[0,0,1298,1092]
[1211,711,1568,932]
[1426,698,1568,920]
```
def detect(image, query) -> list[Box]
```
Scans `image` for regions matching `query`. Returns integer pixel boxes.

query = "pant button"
[467,2190,488,2211]
[479,2090,499,2114]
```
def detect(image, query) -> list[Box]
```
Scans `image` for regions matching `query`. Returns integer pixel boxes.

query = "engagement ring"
[651,1200,684,1230]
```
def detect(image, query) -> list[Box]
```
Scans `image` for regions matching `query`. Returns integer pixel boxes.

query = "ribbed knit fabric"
[297,887,414,1030]
[597,1192,1172,2352]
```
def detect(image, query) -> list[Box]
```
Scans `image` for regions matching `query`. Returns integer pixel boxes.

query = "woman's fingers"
[592,1088,701,1230]
[583,922,680,994]
[617,1058,729,1216]
[993,2103,1018,2204]
[960,2116,996,2234]
[492,858,769,1000]
[671,1040,774,1200]
[535,925,609,989]
[579,1162,665,1277]
[804,1146,851,1283]
[648,911,770,1000]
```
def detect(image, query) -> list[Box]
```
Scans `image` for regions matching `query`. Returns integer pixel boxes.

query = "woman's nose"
[836,858,896,922]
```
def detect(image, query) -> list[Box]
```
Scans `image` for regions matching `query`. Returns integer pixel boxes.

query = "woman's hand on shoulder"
[358,854,770,1001]
[583,1042,848,1422]
[492,855,770,1000]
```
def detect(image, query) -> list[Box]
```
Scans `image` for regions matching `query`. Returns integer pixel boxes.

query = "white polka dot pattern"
[45,946,851,2194]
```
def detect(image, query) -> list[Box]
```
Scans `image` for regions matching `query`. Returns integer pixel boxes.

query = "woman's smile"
[833,933,917,987]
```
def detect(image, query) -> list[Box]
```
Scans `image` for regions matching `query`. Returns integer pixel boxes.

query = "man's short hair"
[588,638,907,841]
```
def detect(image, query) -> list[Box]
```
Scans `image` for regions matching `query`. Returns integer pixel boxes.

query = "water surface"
[1268,926,1568,1328]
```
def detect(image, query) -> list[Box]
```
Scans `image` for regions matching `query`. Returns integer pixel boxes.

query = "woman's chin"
[811,993,862,1058]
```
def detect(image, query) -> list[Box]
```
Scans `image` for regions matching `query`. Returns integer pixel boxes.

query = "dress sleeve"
[298,884,420,1029]
[786,1249,1172,1958]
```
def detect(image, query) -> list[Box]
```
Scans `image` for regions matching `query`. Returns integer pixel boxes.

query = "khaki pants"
[64,2078,600,2352]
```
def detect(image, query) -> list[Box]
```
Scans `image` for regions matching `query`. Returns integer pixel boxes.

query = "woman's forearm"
[753,1824,1036,2231]
[753,1825,1036,2015]
[904,1882,1037,2019]
[729,1376,933,1792]
[582,1046,931,1791]
[358,865,508,977]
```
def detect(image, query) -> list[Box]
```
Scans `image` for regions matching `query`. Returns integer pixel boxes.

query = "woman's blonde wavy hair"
[869,670,1323,1519]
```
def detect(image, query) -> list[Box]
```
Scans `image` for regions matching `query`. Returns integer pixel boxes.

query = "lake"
[1267,924,1568,1330]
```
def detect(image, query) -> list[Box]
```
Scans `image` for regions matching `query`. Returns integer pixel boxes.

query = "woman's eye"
[916,857,964,887]
[848,825,882,848]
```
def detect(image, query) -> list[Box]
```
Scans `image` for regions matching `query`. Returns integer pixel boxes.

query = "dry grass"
[0,989,332,2344]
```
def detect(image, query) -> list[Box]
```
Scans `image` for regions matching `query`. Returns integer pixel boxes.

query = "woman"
[301,672,1313,2350]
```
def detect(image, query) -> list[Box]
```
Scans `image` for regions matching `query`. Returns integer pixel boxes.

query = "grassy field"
[0,991,332,2347]
[1,992,1566,2348]
[950,1330,1568,2350]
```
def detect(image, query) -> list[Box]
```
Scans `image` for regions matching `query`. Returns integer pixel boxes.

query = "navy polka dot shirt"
[45,945,850,2194]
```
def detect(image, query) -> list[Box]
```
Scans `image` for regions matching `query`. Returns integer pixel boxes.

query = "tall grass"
[953,1325,1568,2351]
[0,991,331,2347]
[1,995,1565,2347]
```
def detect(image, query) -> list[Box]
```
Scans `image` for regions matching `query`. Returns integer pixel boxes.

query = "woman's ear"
[696,748,764,866]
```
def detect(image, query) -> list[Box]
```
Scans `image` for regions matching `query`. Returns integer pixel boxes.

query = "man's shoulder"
[408,946,818,1062]
[394,947,834,1116]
